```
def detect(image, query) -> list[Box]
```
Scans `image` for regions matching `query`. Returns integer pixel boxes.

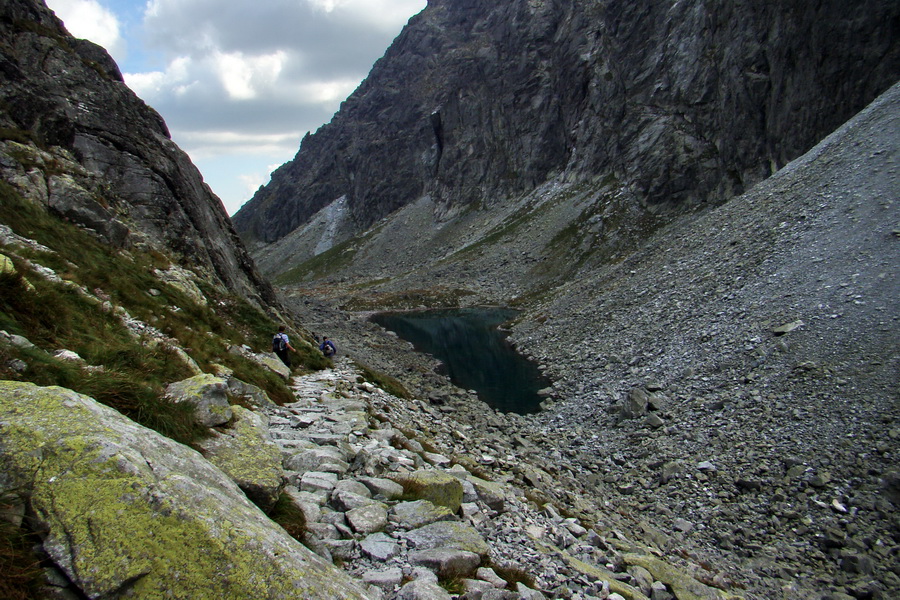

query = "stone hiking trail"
[265,358,739,600]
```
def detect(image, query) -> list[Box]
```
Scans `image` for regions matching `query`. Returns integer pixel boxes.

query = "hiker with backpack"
[320,336,336,358]
[272,325,296,367]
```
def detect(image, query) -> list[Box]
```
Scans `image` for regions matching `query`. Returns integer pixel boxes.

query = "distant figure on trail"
[320,336,336,358]
[272,325,296,367]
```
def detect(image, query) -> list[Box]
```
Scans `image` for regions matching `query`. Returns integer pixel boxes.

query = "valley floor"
[280,85,899,598]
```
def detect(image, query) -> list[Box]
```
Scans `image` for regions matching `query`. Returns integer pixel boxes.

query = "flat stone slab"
[358,476,405,500]
[346,504,388,535]
[331,490,377,512]
[285,447,349,475]
[390,469,464,512]
[300,471,339,494]
[468,475,506,512]
[398,579,453,600]
[391,500,455,530]
[360,532,400,561]
[363,567,404,591]
[305,432,346,446]
[409,548,481,579]
[401,521,490,558]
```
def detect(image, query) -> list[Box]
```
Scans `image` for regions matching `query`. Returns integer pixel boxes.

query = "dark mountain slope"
[234,0,899,249]
[0,0,275,306]
[281,80,900,600]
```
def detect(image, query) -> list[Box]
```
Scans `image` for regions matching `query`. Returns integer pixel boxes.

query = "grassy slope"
[0,181,331,441]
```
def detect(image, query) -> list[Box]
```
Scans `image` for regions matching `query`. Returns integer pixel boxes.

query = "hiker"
[320,336,336,358]
[272,325,295,367]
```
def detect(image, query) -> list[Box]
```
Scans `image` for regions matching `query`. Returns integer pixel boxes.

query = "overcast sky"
[44,0,426,215]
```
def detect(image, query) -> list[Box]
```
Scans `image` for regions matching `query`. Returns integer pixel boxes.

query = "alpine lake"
[369,308,550,414]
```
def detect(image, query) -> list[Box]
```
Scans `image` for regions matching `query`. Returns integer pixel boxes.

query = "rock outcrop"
[0,0,275,306]
[234,0,899,255]
[0,381,373,599]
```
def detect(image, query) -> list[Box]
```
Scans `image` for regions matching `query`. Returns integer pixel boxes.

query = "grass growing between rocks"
[0,182,314,433]
[439,577,466,595]
[269,492,307,542]
[0,509,42,600]
[353,360,411,399]
[0,269,210,444]
[274,238,360,286]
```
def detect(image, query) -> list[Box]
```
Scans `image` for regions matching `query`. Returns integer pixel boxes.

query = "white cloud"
[53,0,426,213]
[239,172,268,197]
[124,0,427,141]
[45,0,126,62]
[303,79,360,104]
[176,130,304,160]
[213,50,286,101]
[330,0,428,31]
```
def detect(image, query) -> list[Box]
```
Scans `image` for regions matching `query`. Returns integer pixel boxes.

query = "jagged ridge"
[0,0,275,306]
[234,0,900,254]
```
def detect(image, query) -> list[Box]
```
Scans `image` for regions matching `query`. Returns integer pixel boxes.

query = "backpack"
[272,333,286,353]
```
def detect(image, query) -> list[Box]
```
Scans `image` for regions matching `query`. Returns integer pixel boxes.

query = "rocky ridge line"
[235,0,899,260]
[0,0,275,307]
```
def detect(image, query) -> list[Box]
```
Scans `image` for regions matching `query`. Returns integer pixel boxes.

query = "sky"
[43,0,427,215]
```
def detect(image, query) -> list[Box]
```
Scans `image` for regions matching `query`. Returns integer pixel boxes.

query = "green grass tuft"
[0,181,316,441]
[353,360,411,399]
[0,500,42,600]
[268,492,307,542]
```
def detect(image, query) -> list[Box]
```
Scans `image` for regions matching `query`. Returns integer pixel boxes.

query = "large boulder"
[227,376,277,409]
[196,405,285,511]
[286,446,351,475]
[165,374,232,427]
[0,381,374,600]
[401,521,490,558]
[391,500,456,530]
[390,469,464,512]
[229,345,291,379]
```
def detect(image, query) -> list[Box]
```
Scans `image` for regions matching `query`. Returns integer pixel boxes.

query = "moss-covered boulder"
[390,469,464,512]
[391,500,456,530]
[467,475,507,512]
[165,374,232,427]
[0,381,374,600]
[227,376,277,409]
[196,405,285,511]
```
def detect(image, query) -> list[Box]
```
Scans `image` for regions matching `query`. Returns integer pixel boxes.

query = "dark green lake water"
[370,308,549,414]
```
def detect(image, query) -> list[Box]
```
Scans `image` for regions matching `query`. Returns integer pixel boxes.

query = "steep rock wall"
[234,0,900,246]
[0,0,276,306]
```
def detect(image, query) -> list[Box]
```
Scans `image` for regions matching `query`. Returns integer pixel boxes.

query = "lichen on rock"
[164,373,233,427]
[0,381,373,600]
[197,404,285,511]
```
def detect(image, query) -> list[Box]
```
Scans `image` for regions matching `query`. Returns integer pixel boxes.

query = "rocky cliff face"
[0,0,275,306]
[279,82,900,600]
[234,0,900,251]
